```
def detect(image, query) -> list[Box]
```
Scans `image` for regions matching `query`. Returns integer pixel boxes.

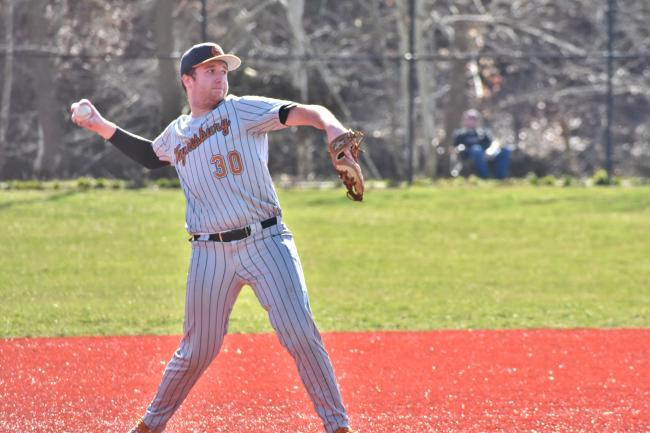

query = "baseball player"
[71,42,358,433]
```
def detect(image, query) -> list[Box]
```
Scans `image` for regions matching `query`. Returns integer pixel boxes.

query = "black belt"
[191,217,278,242]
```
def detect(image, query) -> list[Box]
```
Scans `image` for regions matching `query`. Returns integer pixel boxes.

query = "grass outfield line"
[0,186,649,337]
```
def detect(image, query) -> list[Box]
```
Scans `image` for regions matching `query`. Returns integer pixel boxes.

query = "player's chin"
[215,85,228,96]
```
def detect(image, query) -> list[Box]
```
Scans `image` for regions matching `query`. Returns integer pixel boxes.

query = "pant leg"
[493,147,512,179]
[239,226,349,433]
[469,144,490,178]
[143,241,243,432]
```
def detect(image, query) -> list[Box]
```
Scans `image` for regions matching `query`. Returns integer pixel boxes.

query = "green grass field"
[1,185,649,338]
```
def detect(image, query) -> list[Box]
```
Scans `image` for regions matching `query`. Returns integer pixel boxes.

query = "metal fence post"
[606,0,616,181]
[407,0,416,184]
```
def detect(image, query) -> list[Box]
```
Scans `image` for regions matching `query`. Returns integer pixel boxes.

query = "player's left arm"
[283,104,348,143]
[285,103,365,201]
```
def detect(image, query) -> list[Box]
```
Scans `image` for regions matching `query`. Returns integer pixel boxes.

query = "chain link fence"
[1,0,648,181]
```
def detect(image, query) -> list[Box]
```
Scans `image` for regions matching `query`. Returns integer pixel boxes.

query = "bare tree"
[284,0,314,180]
[2,0,649,179]
[0,0,14,174]
[153,0,182,129]
[395,0,411,179]
[25,1,65,176]
[441,15,470,176]
[415,0,438,178]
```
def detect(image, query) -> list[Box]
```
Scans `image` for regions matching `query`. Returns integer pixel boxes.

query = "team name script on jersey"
[174,118,231,165]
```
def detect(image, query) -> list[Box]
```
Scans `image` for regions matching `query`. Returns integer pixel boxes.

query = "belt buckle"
[211,225,253,242]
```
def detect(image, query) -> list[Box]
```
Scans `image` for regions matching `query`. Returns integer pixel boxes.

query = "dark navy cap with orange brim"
[179,42,241,76]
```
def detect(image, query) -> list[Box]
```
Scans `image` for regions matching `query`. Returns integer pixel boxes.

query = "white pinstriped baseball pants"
[142,221,349,433]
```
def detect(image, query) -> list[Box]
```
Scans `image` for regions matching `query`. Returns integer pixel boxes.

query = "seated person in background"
[453,109,512,179]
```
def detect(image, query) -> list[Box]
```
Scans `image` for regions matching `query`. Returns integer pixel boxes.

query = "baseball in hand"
[73,102,92,120]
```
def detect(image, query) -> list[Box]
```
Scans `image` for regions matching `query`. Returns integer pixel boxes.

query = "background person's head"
[463,109,481,130]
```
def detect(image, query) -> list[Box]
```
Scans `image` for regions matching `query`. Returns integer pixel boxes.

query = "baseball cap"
[179,42,241,76]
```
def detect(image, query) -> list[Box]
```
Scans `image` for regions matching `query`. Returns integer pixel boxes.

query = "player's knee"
[167,343,215,374]
[279,330,322,357]
[165,348,195,373]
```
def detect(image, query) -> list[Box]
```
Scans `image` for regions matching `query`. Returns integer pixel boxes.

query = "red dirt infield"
[1,329,648,433]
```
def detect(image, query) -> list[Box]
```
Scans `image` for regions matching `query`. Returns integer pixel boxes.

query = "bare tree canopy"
[0,0,648,180]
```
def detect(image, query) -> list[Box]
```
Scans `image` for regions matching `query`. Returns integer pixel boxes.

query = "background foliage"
[0,0,649,180]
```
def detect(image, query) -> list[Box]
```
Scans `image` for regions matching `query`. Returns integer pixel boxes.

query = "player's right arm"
[70,99,169,169]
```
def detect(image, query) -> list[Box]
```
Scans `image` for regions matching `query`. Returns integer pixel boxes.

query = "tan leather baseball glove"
[328,130,365,201]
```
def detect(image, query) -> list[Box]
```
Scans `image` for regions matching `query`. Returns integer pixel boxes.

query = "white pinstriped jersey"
[151,95,293,234]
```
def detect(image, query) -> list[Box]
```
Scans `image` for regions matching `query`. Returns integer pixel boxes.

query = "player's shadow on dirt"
[0,190,81,212]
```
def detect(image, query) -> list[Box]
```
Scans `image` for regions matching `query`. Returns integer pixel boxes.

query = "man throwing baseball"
[71,42,359,433]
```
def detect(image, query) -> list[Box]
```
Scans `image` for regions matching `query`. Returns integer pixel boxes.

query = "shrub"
[94,178,107,189]
[467,175,482,186]
[154,177,181,189]
[110,179,125,189]
[76,177,94,190]
[540,175,557,186]
[561,176,577,187]
[412,177,434,187]
[11,180,45,190]
[592,169,609,186]
[386,178,403,188]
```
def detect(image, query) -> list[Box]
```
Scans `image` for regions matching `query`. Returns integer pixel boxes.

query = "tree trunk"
[285,0,313,180]
[26,1,64,177]
[415,0,437,178]
[0,0,14,176]
[441,20,470,177]
[395,0,410,180]
[153,0,182,129]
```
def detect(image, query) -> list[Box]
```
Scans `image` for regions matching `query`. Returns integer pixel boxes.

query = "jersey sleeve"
[235,95,296,135]
[150,123,176,166]
[108,128,168,169]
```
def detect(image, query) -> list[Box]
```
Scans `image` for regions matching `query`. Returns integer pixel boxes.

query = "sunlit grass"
[1,185,648,337]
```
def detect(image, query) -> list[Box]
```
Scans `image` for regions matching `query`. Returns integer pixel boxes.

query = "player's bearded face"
[191,61,229,107]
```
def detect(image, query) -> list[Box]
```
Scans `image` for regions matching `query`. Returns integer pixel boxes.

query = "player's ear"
[181,73,194,91]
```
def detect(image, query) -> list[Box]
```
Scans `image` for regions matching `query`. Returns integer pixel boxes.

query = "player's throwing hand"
[70,99,116,140]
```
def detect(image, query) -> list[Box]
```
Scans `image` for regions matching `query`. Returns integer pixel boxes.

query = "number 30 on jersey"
[211,150,244,179]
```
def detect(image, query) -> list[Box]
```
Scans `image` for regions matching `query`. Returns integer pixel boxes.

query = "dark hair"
[181,69,197,94]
